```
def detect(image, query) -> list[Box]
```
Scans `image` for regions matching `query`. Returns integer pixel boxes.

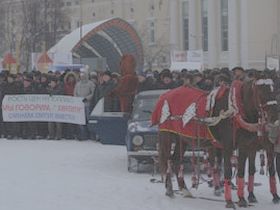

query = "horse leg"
[213,149,222,196]
[212,149,223,196]
[276,153,280,182]
[223,147,235,208]
[165,159,174,197]
[237,145,249,207]
[207,148,215,188]
[158,132,174,197]
[267,146,280,204]
[247,149,257,203]
[172,137,193,197]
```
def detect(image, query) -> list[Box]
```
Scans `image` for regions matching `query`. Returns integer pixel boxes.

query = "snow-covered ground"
[0,139,279,210]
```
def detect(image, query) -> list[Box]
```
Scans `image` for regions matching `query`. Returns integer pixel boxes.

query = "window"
[201,0,208,51]
[221,0,228,51]
[149,0,155,10]
[182,1,189,50]
[66,1,72,6]
[148,19,155,45]
[149,0,155,15]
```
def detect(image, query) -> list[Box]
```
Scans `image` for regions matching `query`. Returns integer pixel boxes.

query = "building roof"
[2,53,17,65]
[49,18,144,73]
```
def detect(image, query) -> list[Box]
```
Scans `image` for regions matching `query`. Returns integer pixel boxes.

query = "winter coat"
[23,84,36,94]
[138,78,157,92]
[0,81,7,102]
[48,84,64,95]
[4,82,20,95]
[98,79,118,112]
[64,72,78,96]
[275,139,280,153]
[155,80,177,90]
[37,82,49,94]
[74,76,96,106]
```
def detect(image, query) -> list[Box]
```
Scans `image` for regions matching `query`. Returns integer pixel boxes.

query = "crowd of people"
[0,61,280,141]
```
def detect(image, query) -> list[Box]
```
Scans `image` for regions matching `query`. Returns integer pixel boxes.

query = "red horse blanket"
[151,86,215,141]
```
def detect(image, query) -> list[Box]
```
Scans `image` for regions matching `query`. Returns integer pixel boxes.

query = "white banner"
[171,51,188,62]
[267,56,279,71]
[187,50,204,63]
[2,95,86,125]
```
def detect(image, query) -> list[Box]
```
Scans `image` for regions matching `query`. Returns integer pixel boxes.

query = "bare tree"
[0,2,6,55]
[1,0,68,71]
[138,24,170,71]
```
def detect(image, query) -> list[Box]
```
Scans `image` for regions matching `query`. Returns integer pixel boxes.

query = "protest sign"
[2,95,86,125]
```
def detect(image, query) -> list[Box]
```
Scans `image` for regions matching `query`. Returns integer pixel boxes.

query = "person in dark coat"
[137,73,156,92]
[35,73,50,139]
[156,70,176,89]
[0,73,7,138]
[22,74,37,139]
[98,71,118,112]
[47,77,64,140]
[3,74,21,139]
[37,73,49,94]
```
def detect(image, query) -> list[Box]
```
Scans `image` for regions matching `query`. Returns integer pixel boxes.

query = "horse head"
[252,73,278,124]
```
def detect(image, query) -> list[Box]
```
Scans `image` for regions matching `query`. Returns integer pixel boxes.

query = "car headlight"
[132,135,144,146]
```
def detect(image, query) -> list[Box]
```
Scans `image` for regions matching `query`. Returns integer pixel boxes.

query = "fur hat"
[103,70,112,77]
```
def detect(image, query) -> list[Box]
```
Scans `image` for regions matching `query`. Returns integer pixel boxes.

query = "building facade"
[2,0,280,70]
[60,0,280,70]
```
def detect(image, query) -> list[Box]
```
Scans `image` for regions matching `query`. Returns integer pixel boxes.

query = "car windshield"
[132,95,159,121]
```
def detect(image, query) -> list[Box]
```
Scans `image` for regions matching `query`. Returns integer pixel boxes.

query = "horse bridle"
[253,79,278,137]
[254,79,277,107]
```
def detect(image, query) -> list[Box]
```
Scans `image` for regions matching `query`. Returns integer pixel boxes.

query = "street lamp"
[79,0,83,64]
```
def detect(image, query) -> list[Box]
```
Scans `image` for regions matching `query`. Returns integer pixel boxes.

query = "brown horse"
[153,85,236,208]
[235,76,280,206]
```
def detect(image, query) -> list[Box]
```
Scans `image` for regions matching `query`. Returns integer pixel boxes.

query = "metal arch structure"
[49,18,144,73]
